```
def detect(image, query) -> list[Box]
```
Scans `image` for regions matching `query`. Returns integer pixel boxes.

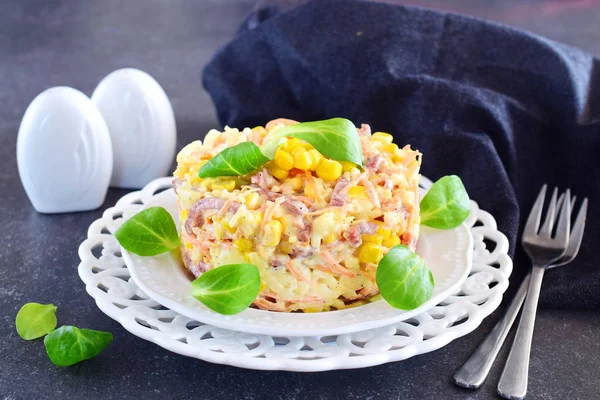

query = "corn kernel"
[304,307,322,313]
[189,175,202,185]
[362,234,383,245]
[348,186,368,199]
[357,242,383,263]
[263,220,283,247]
[276,217,287,233]
[224,222,237,234]
[252,126,267,137]
[210,180,236,191]
[283,138,303,151]
[291,146,306,157]
[180,209,189,222]
[273,149,294,170]
[243,192,261,209]
[382,235,401,248]
[382,143,399,153]
[293,150,313,170]
[260,281,267,291]
[268,164,289,180]
[372,132,394,144]
[392,150,406,162]
[305,184,317,200]
[234,238,254,252]
[185,241,193,250]
[308,149,323,171]
[323,233,337,244]
[287,177,303,191]
[376,224,392,239]
[340,161,355,172]
[316,159,342,181]
[279,239,294,254]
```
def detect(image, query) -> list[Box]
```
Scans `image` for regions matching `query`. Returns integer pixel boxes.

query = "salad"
[115,118,470,315]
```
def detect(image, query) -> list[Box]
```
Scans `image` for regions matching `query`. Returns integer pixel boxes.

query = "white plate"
[77,177,512,371]
[122,181,473,337]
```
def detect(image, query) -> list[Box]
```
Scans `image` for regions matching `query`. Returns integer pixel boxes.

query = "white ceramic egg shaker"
[17,68,177,213]
[92,68,177,189]
[17,87,113,213]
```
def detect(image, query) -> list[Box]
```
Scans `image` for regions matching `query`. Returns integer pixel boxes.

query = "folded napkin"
[203,0,600,309]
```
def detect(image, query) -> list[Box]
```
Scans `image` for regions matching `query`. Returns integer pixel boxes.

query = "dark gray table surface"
[1,1,599,399]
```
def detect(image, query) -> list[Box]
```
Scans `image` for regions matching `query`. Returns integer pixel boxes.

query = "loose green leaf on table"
[261,118,364,166]
[15,303,58,340]
[44,326,113,366]
[420,175,470,229]
[191,263,261,315]
[198,142,269,178]
[114,206,180,256]
[376,245,434,310]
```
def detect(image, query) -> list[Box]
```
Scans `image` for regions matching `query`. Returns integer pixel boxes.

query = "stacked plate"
[77,177,512,371]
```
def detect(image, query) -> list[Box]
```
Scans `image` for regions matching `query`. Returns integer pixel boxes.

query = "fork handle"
[453,273,531,388]
[497,265,546,399]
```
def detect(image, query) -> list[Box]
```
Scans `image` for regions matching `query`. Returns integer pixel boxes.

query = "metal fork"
[496,186,573,399]
[454,192,588,390]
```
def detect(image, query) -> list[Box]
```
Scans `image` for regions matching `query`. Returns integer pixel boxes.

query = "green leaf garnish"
[420,175,470,229]
[261,118,364,166]
[115,206,180,256]
[15,303,58,340]
[376,245,434,310]
[198,118,364,178]
[191,264,261,315]
[43,326,113,366]
[198,142,269,178]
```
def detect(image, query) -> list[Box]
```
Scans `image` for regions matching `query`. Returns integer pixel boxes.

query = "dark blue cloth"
[203,0,600,308]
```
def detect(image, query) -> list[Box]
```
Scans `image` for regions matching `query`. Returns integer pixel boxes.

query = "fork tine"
[554,189,571,246]
[565,198,588,261]
[555,193,567,213]
[539,187,559,237]
[570,195,577,210]
[523,185,547,238]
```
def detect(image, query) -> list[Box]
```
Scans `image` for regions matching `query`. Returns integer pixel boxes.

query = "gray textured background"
[1,1,599,399]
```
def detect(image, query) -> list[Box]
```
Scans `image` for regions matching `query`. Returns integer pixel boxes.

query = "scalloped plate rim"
[76,176,513,372]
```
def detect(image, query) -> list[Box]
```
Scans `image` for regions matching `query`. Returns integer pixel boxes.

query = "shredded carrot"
[260,196,286,234]
[348,172,367,190]
[359,263,377,282]
[361,176,381,209]
[288,168,304,177]
[218,198,233,216]
[314,263,340,276]
[359,285,378,297]
[285,259,309,282]
[321,251,357,278]
[261,291,323,305]
[295,196,314,206]
[254,297,288,312]
[294,295,323,304]
[304,171,325,203]
[186,234,214,255]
